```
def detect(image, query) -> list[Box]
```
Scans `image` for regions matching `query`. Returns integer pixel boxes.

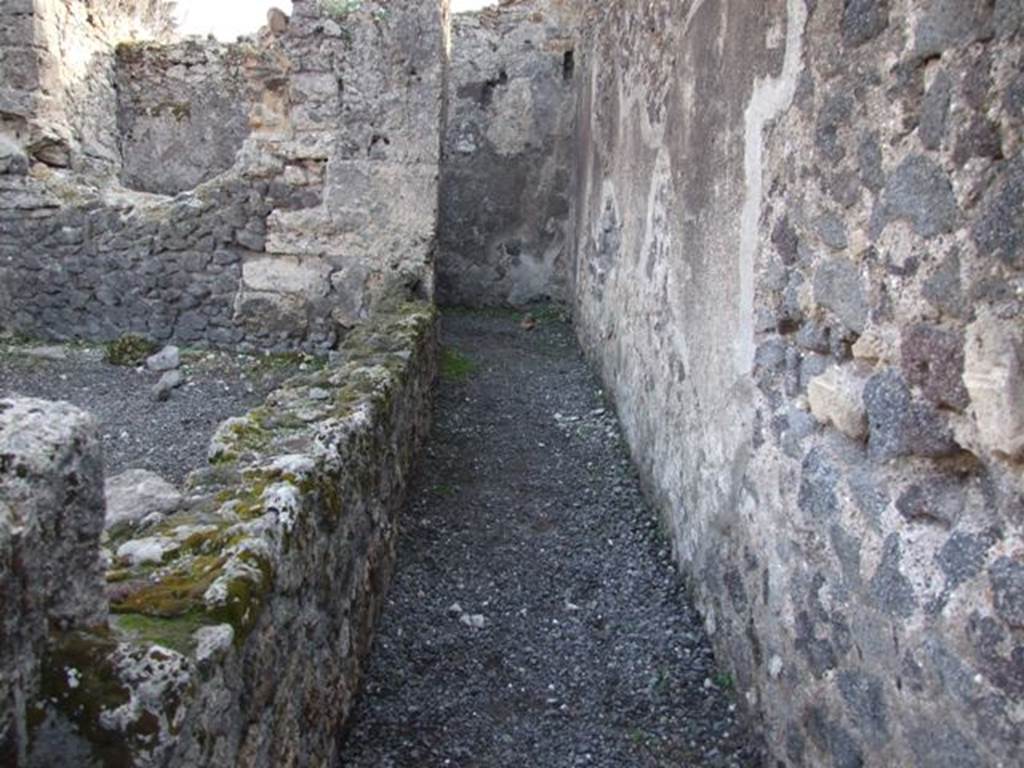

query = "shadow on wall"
[438,0,578,308]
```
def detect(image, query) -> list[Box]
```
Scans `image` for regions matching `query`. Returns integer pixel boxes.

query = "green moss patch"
[440,346,476,381]
[106,334,157,366]
[111,555,226,618]
[32,630,135,767]
[113,611,211,655]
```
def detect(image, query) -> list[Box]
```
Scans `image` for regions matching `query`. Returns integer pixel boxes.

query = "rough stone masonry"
[0,0,1022,767]
[0,0,446,351]
[566,1,1024,766]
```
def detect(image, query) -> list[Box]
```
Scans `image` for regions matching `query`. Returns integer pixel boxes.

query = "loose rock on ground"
[0,342,309,483]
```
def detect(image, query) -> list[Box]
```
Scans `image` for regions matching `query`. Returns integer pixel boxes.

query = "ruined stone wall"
[569,1,1023,765]
[4,305,436,767]
[0,0,448,351]
[438,0,576,306]
[0,399,107,765]
[2,0,175,176]
[115,39,278,195]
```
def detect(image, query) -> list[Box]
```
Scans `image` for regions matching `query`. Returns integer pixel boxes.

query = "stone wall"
[0,0,448,351]
[1,0,175,179]
[115,39,278,195]
[568,1,1023,765]
[5,303,437,767]
[438,0,577,306]
[0,399,107,766]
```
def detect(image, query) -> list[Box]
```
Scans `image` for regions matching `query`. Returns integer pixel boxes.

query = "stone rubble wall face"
[115,40,274,195]
[0,398,107,766]
[438,0,578,306]
[0,0,448,350]
[11,305,437,767]
[569,1,1023,765]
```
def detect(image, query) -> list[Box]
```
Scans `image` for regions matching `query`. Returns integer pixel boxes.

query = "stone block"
[0,398,107,629]
[1,398,107,764]
[104,469,182,529]
[842,0,890,48]
[971,154,1023,268]
[242,255,332,298]
[895,477,965,527]
[900,323,969,410]
[870,154,958,239]
[808,364,870,440]
[814,260,868,334]
[989,557,1024,629]
[963,311,1024,460]
[863,369,960,459]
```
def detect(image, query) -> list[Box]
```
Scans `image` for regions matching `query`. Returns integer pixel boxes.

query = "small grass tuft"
[440,346,477,382]
[432,483,456,497]
[320,0,362,17]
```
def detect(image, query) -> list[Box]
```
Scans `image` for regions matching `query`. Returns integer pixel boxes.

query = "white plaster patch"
[737,0,808,375]
[485,77,535,156]
[241,255,332,297]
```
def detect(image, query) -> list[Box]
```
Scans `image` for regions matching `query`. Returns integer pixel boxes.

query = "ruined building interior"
[0,0,1022,766]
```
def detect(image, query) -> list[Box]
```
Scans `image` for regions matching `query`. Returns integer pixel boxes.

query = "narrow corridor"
[340,310,759,767]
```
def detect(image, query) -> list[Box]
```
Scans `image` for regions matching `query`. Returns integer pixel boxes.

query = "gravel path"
[340,310,761,767]
[0,344,305,484]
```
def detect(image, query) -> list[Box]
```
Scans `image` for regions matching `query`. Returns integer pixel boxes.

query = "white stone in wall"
[807,364,870,440]
[105,469,182,529]
[963,310,1024,461]
[242,255,332,297]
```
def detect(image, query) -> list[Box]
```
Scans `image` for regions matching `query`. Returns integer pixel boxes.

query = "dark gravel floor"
[0,343,305,484]
[339,310,761,768]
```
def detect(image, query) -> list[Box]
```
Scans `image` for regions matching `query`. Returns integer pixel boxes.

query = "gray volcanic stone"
[104,468,182,529]
[919,71,952,150]
[937,530,997,588]
[0,398,107,628]
[146,345,180,372]
[863,370,959,459]
[913,0,994,58]
[922,251,965,318]
[818,213,849,251]
[896,477,965,527]
[837,670,889,745]
[972,155,1024,267]
[953,115,1003,165]
[900,323,969,409]
[814,260,868,333]
[857,133,885,192]
[872,155,958,239]
[798,447,840,519]
[0,135,27,176]
[842,0,890,48]
[870,533,917,617]
[152,369,185,401]
[989,557,1024,628]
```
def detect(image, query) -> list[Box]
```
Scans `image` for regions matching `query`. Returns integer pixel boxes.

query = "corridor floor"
[339,310,760,767]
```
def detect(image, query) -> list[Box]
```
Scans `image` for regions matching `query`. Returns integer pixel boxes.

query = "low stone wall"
[569,1,1023,766]
[0,399,107,766]
[438,0,578,306]
[4,303,436,767]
